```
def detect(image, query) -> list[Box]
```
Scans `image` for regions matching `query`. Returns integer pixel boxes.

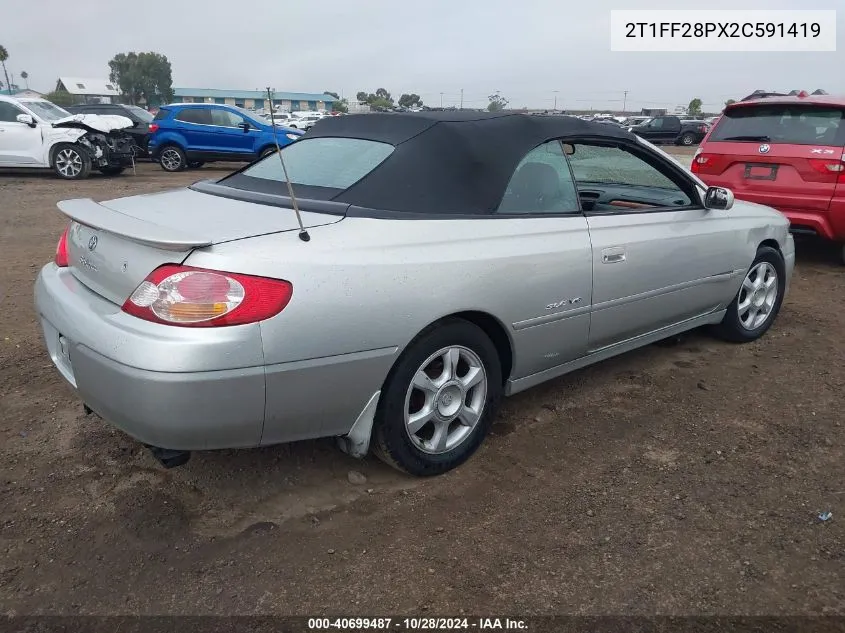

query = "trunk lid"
[694,140,844,214]
[60,185,345,305]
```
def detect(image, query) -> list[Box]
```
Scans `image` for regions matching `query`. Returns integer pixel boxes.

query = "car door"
[0,101,42,166]
[173,107,215,153]
[208,108,257,157]
[493,139,593,379]
[567,140,744,352]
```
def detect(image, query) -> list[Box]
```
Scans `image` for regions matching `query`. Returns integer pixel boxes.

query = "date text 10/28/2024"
[307,617,528,630]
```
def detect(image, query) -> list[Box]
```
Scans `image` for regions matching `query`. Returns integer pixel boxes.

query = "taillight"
[808,158,845,174]
[698,125,707,133]
[121,265,293,327]
[808,158,845,183]
[55,225,70,267]
[691,151,710,174]
[148,123,159,133]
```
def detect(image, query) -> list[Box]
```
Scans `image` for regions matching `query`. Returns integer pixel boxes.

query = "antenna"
[266,86,310,242]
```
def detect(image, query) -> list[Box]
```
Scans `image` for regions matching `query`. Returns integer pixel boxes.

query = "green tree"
[323,91,348,113]
[108,51,173,106]
[687,97,703,115]
[398,93,423,108]
[20,71,28,89]
[44,90,74,106]
[725,98,736,107]
[374,88,392,104]
[487,91,509,112]
[355,89,395,108]
[0,45,11,96]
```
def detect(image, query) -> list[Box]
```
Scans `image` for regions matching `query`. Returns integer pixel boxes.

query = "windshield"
[24,100,71,122]
[712,104,845,145]
[124,105,154,122]
[236,137,394,191]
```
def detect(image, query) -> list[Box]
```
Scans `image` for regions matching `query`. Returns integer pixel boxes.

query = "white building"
[55,77,121,104]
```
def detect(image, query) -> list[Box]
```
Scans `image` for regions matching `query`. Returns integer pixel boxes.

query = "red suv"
[692,93,845,263]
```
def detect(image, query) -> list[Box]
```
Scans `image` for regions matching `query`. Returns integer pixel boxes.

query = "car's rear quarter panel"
[184,214,594,438]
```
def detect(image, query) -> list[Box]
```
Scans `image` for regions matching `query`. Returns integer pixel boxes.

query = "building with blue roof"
[173,88,337,111]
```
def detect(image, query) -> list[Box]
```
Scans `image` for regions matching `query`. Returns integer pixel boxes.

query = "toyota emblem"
[88,236,98,251]
[758,144,770,154]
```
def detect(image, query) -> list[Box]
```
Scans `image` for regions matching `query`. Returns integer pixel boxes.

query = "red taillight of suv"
[808,158,845,183]
[148,123,159,133]
[121,264,293,327]
[55,225,70,267]
[691,151,724,175]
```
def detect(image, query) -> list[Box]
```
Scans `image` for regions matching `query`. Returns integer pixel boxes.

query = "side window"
[497,140,580,214]
[0,102,24,123]
[210,109,244,127]
[649,118,664,129]
[567,144,693,212]
[175,108,212,125]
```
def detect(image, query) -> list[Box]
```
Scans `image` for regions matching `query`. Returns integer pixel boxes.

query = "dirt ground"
[1,156,843,617]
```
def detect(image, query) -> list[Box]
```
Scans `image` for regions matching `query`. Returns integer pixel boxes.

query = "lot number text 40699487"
[307,617,528,630]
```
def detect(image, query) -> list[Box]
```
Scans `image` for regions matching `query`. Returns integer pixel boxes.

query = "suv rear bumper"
[783,210,843,242]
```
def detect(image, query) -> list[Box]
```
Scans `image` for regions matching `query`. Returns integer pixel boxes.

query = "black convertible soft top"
[223,111,638,215]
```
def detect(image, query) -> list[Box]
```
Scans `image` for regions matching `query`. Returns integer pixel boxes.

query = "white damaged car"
[0,95,137,179]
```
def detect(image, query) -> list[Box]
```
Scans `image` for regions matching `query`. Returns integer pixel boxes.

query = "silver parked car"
[35,112,795,475]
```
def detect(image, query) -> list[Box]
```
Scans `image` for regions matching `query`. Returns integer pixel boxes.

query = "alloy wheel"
[56,148,83,178]
[737,262,778,330]
[160,148,182,171]
[403,345,487,454]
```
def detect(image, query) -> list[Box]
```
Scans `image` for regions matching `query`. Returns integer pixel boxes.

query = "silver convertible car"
[35,112,794,475]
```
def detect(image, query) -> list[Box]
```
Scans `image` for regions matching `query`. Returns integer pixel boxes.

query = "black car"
[64,103,154,157]
[628,115,709,146]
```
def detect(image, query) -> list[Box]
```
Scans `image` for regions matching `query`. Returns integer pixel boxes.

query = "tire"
[259,147,277,159]
[52,143,91,180]
[372,319,503,476]
[712,246,786,343]
[187,161,205,169]
[158,145,186,172]
[98,166,124,176]
[840,243,845,266]
[680,133,696,146]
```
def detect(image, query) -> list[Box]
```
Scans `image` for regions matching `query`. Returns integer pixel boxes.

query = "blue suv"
[148,103,304,171]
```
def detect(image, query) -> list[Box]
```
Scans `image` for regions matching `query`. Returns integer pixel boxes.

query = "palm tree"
[0,45,10,95]
[20,70,28,90]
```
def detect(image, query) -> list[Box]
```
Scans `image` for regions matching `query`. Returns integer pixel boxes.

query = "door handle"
[601,248,627,264]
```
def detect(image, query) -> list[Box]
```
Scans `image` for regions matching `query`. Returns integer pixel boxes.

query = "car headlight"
[285,133,300,141]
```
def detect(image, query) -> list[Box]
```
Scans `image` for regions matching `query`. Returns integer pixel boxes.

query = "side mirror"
[562,143,575,156]
[238,122,250,133]
[703,186,734,211]
[16,113,36,127]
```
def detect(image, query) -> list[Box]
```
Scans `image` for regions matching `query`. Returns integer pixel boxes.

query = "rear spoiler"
[57,198,212,251]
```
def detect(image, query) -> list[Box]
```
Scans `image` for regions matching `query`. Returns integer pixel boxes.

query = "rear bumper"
[34,264,267,450]
[34,264,394,451]
[782,210,840,242]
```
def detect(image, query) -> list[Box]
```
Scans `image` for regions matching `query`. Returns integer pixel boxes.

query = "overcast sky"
[4,0,842,111]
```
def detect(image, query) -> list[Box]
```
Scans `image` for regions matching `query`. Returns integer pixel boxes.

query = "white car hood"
[52,114,134,134]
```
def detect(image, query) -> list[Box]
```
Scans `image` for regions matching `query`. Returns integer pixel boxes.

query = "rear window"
[711,104,845,146]
[153,109,170,121]
[240,137,393,190]
[124,105,153,123]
